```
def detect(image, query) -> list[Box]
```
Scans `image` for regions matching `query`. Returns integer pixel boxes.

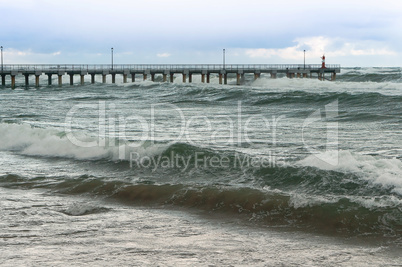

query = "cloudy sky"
[1,0,401,66]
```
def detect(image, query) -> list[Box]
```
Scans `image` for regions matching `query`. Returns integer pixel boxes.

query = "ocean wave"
[0,122,177,161]
[1,122,400,198]
[153,80,402,107]
[251,91,401,108]
[1,173,400,236]
[249,75,402,96]
[298,150,402,195]
[339,67,402,83]
[336,112,400,122]
[66,95,121,101]
[0,122,228,167]
[0,123,117,160]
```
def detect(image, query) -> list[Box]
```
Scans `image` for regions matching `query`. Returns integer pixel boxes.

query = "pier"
[0,64,340,88]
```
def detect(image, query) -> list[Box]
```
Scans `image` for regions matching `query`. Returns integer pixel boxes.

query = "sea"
[0,67,401,266]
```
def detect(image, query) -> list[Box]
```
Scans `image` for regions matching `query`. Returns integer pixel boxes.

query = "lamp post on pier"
[1,46,3,73]
[223,49,226,70]
[111,47,114,70]
[303,50,306,69]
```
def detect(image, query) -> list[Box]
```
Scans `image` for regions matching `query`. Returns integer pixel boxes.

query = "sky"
[1,0,401,66]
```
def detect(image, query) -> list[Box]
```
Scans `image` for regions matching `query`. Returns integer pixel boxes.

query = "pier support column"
[163,72,169,83]
[131,74,136,82]
[271,73,277,79]
[81,75,85,85]
[331,73,336,81]
[91,74,95,84]
[47,74,52,85]
[287,73,295,78]
[11,75,16,89]
[112,74,116,83]
[254,73,260,80]
[1,74,5,86]
[303,73,308,78]
[170,73,174,83]
[188,73,192,83]
[24,74,29,87]
[219,74,222,84]
[237,73,242,85]
[69,74,74,85]
[35,75,40,87]
[206,73,210,83]
[58,75,63,86]
[151,73,155,82]
[182,74,187,83]
[224,74,227,85]
[201,74,205,83]
[297,73,301,78]
[123,74,127,83]
[143,74,147,81]
[102,75,107,83]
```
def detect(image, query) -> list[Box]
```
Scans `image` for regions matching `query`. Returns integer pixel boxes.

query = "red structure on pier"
[321,55,326,69]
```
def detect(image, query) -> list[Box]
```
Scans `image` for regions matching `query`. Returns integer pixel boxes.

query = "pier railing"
[1,64,341,72]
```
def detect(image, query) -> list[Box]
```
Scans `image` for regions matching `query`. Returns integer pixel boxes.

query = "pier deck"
[1,64,340,88]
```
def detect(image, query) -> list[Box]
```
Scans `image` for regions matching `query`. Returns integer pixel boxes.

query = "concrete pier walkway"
[0,64,340,88]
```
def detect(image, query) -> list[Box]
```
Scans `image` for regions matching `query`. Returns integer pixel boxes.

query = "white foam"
[298,150,402,195]
[249,75,402,96]
[288,193,339,209]
[351,195,402,209]
[0,123,168,161]
[340,67,401,75]
[289,192,402,210]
